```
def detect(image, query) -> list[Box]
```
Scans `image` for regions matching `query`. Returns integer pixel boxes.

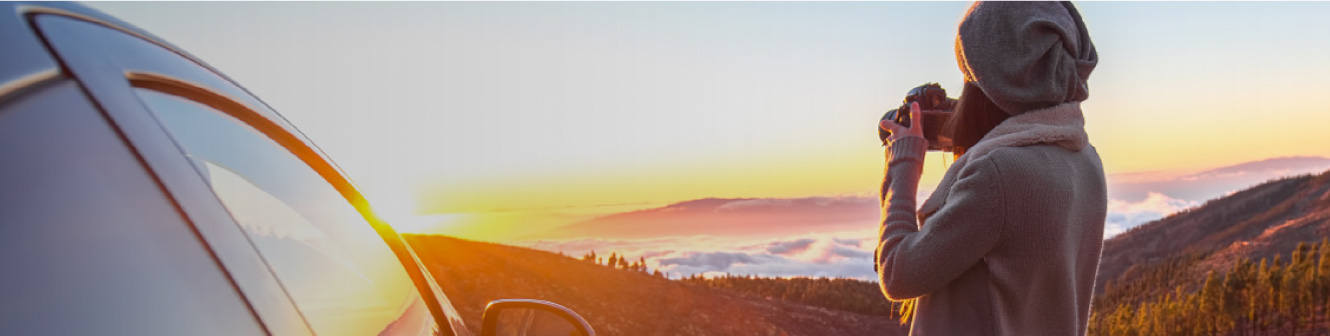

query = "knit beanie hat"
[955,1,1098,116]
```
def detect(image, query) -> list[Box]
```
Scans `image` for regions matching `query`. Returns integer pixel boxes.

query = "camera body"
[879,83,957,151]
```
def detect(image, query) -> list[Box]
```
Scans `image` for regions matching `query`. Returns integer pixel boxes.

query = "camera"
[878,82,957,151]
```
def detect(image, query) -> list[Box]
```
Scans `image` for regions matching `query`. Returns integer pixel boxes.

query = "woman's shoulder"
[968,144,1103,191]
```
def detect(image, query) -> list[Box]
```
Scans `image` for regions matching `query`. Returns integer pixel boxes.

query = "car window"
[133,89,434,336]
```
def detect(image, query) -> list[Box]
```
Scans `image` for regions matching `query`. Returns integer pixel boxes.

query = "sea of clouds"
[517,157,1330,279]
[524,228,882,280]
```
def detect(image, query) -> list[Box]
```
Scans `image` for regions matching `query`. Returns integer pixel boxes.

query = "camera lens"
[878,109,898,143]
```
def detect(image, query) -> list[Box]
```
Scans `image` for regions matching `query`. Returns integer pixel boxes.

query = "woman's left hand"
[880,102,925,145]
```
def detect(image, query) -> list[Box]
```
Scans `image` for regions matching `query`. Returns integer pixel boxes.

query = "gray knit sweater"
[876,102,1107,336]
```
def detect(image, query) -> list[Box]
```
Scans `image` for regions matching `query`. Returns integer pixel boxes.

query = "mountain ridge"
[533,156,1330,242]
[540,196,880,240]
[1097,168,1330,292]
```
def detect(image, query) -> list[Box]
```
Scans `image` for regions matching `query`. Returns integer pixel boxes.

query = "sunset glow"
[88,1,1330,279]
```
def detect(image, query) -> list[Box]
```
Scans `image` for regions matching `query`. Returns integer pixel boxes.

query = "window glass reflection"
[134,89,432,336]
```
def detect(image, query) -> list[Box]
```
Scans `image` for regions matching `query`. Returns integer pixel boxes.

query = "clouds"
[763,238,816,254]
[1108,156,1330,203]
[519,156,1330,278]
[1105,192,1198,237]
[519,182,1231,278]
[1103,156,1330,237]
[758,238,874,264]
[715,198,795,211]
[520,230,881,280]
[658,251,771,268]
[657,237,877,279]
[672,254,876,280]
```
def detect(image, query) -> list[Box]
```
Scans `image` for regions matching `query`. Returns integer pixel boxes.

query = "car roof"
[0,0,370,212]
[1,1,250,106]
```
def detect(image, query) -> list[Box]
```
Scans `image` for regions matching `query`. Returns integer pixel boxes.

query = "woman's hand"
[880,102,925,145]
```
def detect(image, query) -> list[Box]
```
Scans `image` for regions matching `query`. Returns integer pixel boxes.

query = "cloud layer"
[1104,156,1330,235]
[1104,192,1198,237]
[523,229,881,280]
[517,156,1330,278]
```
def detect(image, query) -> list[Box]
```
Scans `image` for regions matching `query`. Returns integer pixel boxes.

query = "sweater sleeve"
[876,138,1004,301]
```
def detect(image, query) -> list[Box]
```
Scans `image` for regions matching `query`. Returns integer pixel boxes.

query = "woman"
[875,2,1106,336]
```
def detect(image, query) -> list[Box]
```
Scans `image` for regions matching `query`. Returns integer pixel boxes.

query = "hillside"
[1098,168,1330,292]
[1090,169,1330,335]
[404,235,907,336]
[402,169,1330,335]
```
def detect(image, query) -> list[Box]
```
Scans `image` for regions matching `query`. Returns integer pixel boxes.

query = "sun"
[362,182,435,234]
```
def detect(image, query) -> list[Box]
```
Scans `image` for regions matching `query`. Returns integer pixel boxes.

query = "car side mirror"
[480,299,595,336]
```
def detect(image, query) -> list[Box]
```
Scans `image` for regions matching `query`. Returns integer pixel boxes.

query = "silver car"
[0,2,592,335]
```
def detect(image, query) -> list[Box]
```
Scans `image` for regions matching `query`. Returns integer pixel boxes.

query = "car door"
[0,13,269,336]
[25,8,468,336]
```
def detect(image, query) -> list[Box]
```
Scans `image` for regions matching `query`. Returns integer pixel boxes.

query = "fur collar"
[917,102,1089,218]
[968,102,1089,160]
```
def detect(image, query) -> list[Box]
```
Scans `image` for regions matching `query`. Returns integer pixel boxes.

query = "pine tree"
[1266,256,1276,334]
[1298,262,1315,334]
[1085,239,1330,336]
[1254,258,1270,335]
[1223,258,1252,335]
[1319,238,1330,330]
[1281,264,1301,334]
[1292,242,1307,267]
[1200,271,1230,334]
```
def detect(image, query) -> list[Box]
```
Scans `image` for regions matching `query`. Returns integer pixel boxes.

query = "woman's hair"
[944,82,1010,154]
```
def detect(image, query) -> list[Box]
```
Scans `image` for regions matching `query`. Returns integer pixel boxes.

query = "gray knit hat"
[955,1,1098,115]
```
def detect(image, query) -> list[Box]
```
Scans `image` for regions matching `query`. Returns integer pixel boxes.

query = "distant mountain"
[1108,156,1330,204]
[531,157,1330,242]
[1097,168,1330,292]
[539,196,880,240]
[405,235,907,336]
[1185,156,1330,179]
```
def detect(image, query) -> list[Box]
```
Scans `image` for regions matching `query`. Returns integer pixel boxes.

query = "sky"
[87,2,1330,279]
